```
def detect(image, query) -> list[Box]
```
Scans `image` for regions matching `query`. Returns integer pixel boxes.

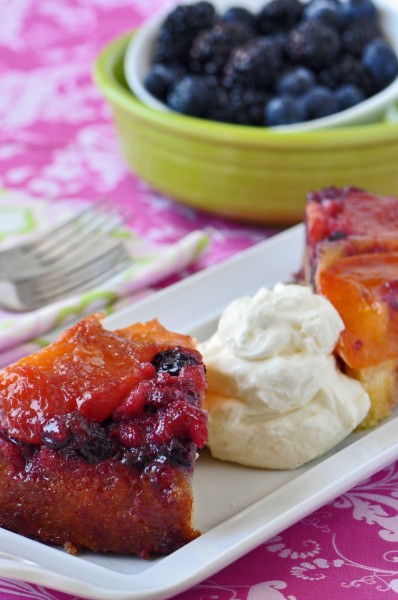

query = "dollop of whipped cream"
[198,284,370,470]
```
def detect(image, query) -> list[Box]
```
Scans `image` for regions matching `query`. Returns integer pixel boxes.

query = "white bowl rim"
[124,0,398,133]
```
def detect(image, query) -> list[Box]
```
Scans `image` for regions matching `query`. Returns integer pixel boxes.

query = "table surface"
[1,1,398,599]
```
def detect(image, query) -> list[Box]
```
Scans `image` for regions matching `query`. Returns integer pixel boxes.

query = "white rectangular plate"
[1,224,398,600]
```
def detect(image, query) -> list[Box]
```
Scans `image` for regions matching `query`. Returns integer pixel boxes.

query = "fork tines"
[0,198,132,279]
[0,240,130,311]
[0,199,132,311]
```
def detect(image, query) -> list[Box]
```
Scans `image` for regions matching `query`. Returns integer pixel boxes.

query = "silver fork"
[0,238,130,311]
[0,197,130,278]
[0,201,132,311]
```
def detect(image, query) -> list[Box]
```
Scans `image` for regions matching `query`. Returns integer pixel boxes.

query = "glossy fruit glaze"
[318,253,398,369]
[0,315,207,467]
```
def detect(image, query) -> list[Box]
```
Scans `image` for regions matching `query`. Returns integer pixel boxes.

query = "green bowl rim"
[93,31,398,149]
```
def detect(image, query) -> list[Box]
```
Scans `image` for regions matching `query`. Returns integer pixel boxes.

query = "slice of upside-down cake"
[304,186,398,428]
[0,314,208,558]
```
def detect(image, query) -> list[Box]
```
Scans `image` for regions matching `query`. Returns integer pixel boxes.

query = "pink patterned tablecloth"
[1,2,398,599]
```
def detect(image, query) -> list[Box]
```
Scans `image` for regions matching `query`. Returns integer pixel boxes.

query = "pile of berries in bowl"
[125,0,398,130]
[94,0,398,224]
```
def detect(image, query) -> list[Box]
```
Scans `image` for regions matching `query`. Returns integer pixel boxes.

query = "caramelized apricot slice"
[0,316,146,442]
[118,319,195,362]
[0,366,68,443]
[318,253,398,369]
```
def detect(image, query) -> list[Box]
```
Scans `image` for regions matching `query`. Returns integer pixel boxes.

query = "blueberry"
[300,85,339,120]
[144,64,185,101]
[167,75,211,116]
[334,83,365,110]
[362,39,398,89]
[152,348,200,376]
[222,6,257,32]
[341,0,378,23]
[264,95,307,126]
[304,0,344,29]
[277,67,316,96]
[269,31,289,52]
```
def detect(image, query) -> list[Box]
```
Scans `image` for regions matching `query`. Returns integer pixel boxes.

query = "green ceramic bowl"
[94,33,398,225]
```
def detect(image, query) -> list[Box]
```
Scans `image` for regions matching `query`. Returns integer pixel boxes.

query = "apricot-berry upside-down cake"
[304,186,398,428]
[0,314,207,558]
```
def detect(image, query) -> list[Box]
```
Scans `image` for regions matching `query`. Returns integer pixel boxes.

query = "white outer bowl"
[124,0,398,132]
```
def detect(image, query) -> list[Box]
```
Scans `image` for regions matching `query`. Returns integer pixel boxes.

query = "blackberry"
[121,446,153,469]
[287,20,342,71]
[190,22,252,75]
[206,84,269,125]
[303,0,344,29]
[318,53,375,96]
[362,39,398,90]
[144,63,186,101]
[256,0,303,35]
[300,85,339,120]
[222,6,257,33]
[167,75,211,116]
[224,37,283,90]
[265,95,307,126]
[335,83,365,110]
[121,440,195,469]
[164,438,196,467]
[42,412,118,464]
[120,438,163,470]
[152,2,216,66]
[205,85,235,122]
[277,66,316,96]
[152,348,201,376]
[342,17,382,56]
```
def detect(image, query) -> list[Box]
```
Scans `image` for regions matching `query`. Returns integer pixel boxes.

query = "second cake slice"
[304,186,398,427]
